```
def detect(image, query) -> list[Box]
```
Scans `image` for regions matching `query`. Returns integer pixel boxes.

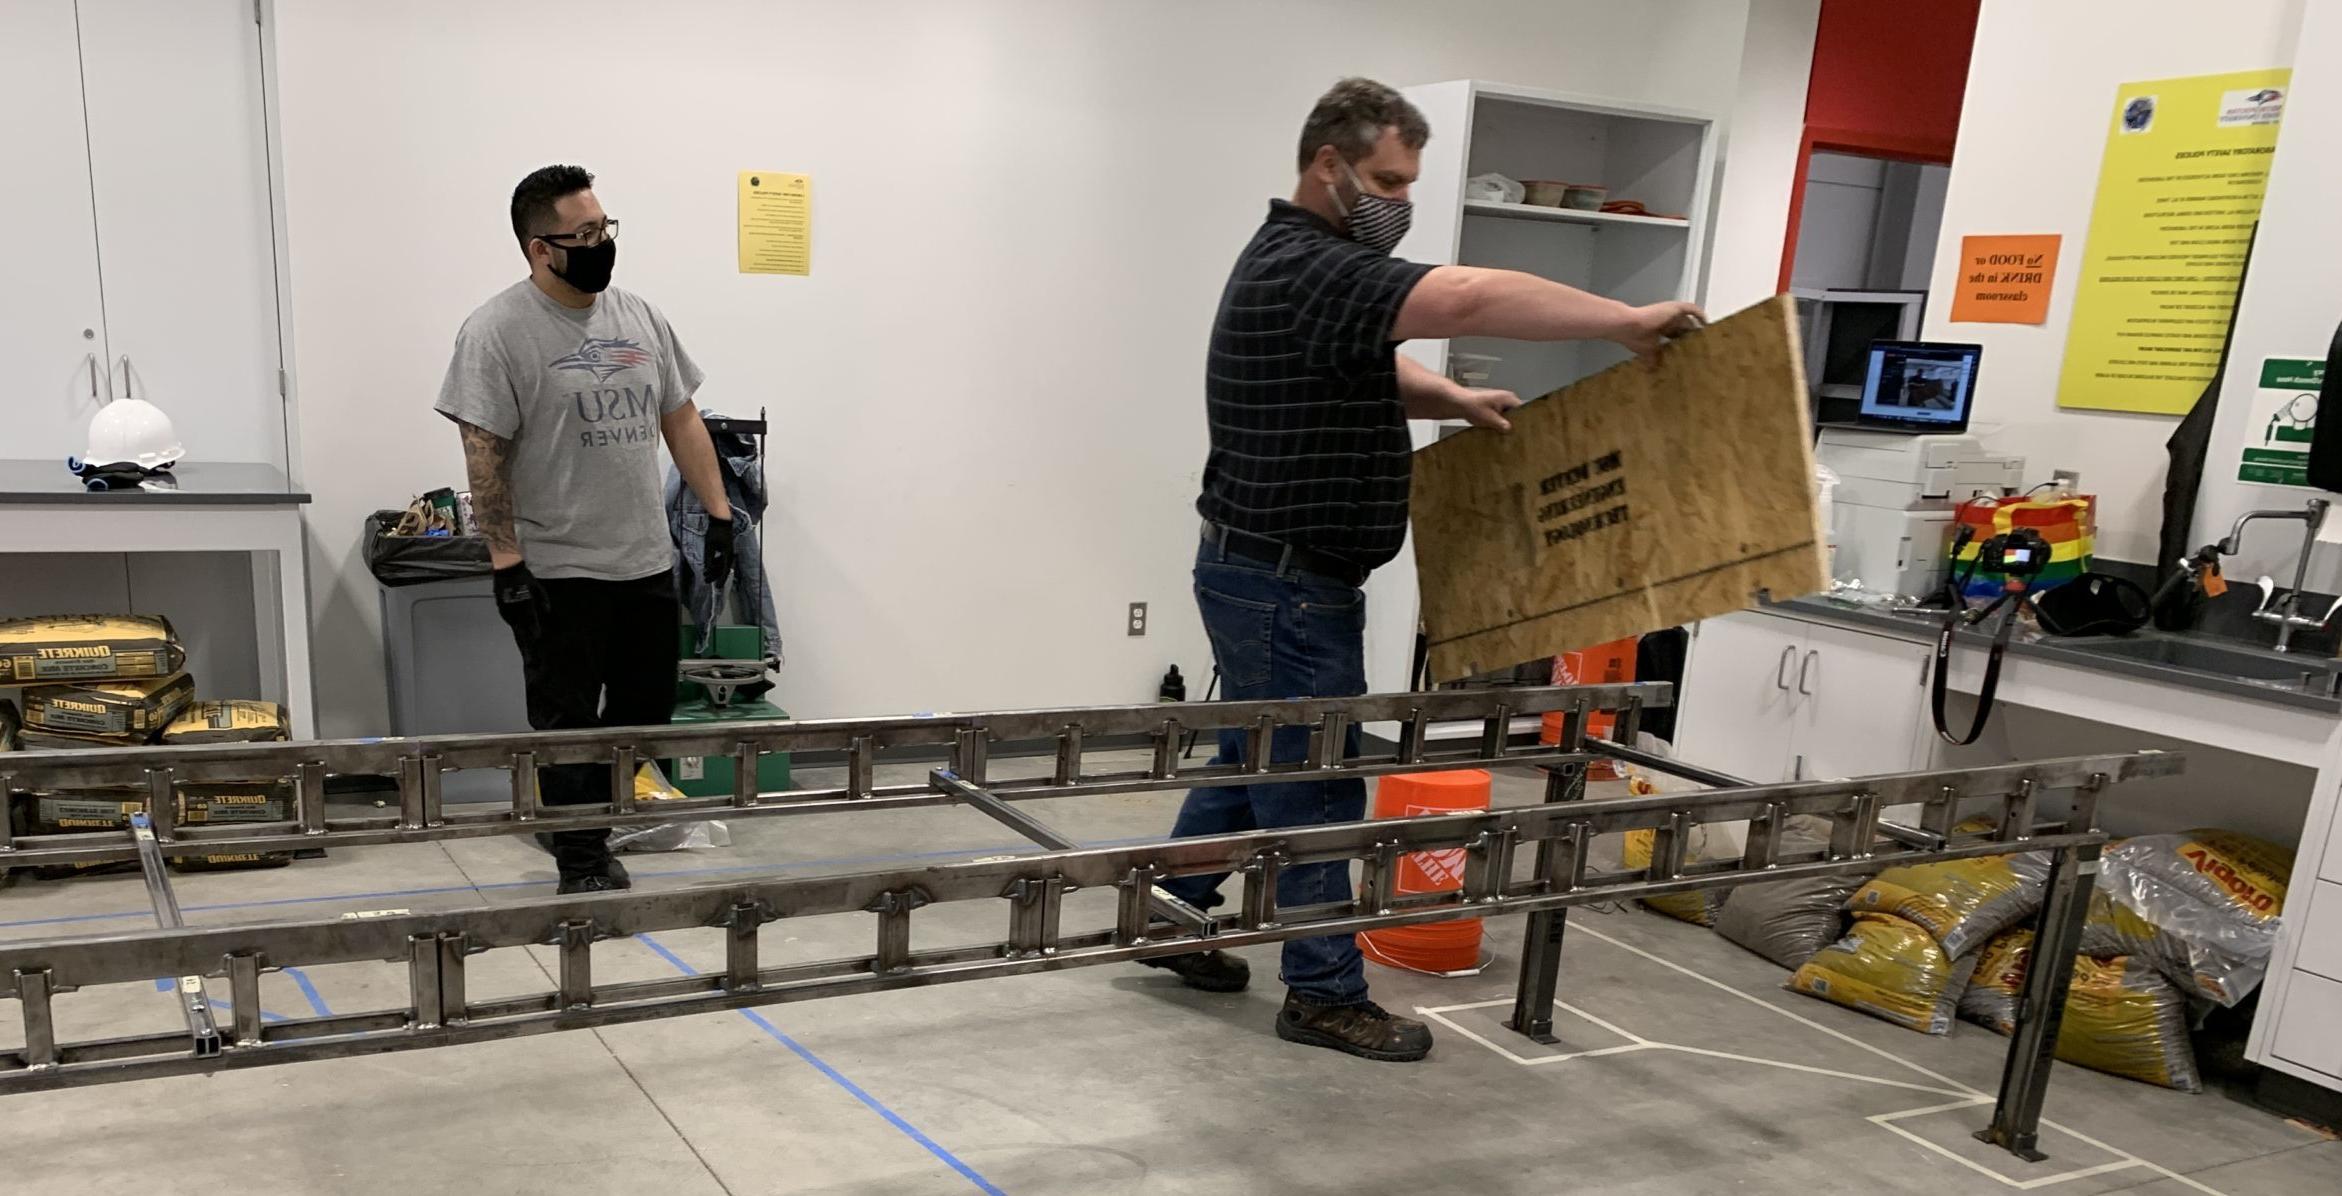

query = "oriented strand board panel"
[1411,295,1826,681]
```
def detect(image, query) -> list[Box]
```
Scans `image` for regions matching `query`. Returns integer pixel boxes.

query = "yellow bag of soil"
[0,614,183,683]
[161,700,291,746]
[1790,912,1980,1035]
[1959,928,2202,1092]
[1620,769,1734,925]
[23,672,194,738]
[2082,830,2291,1006]
[1850,817,2048,958]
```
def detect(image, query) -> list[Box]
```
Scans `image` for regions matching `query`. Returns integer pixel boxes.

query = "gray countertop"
[1766,595,2342,715]
[0,460,309,505]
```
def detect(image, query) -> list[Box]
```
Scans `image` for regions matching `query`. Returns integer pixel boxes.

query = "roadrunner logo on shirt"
[549,337,653,382]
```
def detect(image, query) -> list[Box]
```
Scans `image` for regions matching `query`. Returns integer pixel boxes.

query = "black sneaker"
[557,855,630,895]
[1138,949,1250,993]
[1274,993,1433,1062]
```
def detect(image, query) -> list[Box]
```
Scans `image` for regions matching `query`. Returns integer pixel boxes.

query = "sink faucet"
[2219,498,2333,653]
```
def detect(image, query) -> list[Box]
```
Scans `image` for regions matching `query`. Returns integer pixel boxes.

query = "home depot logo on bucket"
[1397,803,1468,890]
[1360,771,1490,975]
[1541,638,1636,780]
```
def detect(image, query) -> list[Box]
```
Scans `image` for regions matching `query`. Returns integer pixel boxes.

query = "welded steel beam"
[127,814,221,1059]
[0,688,2184,1167]
[0,684,1668,871]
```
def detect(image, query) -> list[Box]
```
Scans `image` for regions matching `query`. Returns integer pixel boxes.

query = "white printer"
[1818,428,2025,598]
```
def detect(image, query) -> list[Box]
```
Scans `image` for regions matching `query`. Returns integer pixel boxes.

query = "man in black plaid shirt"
[1140,78,1702,1062]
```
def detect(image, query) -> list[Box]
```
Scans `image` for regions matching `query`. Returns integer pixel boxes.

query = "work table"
[1770,594,2342,715]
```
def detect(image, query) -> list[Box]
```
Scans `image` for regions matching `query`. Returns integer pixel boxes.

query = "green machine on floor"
[667,625,791,798]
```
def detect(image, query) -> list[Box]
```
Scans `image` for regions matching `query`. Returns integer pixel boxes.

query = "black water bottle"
[1157,664,1185,703]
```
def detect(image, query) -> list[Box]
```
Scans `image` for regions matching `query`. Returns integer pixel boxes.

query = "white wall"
[274,0,1769,737]
[1703,0,1822,312]
[1921,0,2306,566]
[2196,0,2342,588]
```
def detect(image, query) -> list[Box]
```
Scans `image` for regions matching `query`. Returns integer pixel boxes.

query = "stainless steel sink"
[2063,635,2342,694]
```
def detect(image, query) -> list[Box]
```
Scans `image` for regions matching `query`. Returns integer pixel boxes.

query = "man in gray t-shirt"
[435,164,738,894]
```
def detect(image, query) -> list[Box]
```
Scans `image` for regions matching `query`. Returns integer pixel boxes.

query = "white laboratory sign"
[2237,356,2322,488]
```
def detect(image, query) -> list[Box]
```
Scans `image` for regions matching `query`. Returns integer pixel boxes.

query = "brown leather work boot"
[1274,993,1433,1062]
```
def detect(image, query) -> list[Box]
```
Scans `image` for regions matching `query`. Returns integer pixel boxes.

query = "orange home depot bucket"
[1541,637,1637,780]
[1357,769,1492,974]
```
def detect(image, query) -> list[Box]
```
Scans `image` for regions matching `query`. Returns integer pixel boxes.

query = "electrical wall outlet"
[2053,468,2081,489]
[1127,602,1148,636]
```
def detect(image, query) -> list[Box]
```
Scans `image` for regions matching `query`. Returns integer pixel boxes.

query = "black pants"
[512,571,679,875]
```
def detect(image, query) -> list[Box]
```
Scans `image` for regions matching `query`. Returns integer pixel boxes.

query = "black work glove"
[492,561,552,644]
[704,514,736,592]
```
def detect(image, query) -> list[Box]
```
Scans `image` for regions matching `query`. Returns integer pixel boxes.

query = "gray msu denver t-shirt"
[434,280,703,581]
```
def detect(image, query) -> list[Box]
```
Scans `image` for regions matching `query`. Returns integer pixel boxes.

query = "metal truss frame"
[0,683,2181,1163]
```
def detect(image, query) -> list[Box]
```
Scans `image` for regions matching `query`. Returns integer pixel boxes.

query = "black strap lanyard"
[1931,592,2025,746]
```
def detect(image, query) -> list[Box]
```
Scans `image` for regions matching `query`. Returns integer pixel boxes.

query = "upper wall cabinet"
[1395,80,1717,404]
[2,0,288,476]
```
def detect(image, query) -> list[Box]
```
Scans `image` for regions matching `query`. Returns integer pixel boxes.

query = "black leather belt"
[1201,522,1369,587]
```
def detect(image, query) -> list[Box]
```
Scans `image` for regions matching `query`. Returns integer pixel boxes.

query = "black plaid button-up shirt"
[1195,200,1434,572]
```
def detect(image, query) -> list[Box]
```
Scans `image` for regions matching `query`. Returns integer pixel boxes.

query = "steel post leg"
[1976,840,2100,1160]
[1508,757,1587,1043]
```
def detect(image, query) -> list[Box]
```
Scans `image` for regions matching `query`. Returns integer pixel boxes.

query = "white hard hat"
[75,398,184,473]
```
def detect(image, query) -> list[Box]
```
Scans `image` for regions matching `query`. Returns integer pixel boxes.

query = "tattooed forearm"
[457,422,522,565]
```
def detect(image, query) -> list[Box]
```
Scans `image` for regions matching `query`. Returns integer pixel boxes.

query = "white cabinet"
[78,0,287,469]
[1,1,113,441]
[5,0,288,473]
[2271,969,2342,1080]
[1675,611,1936,783]
[1669,611,1799,783]
[1394,79,1716,397]
[1794,620,1938,783]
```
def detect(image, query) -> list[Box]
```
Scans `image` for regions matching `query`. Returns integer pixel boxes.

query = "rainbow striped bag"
[1953,496,2093,601]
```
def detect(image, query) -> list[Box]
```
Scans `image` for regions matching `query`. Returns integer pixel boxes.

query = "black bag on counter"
[364,510,491,587]
[2031,573,2152,638]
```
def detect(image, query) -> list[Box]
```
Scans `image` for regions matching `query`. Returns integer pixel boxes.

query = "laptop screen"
[1850,341,1982,433]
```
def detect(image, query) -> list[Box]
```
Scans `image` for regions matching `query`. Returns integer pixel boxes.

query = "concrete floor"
[0,753,2335,1195]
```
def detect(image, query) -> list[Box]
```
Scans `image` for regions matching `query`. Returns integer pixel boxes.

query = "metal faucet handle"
[2254,608,2330,629]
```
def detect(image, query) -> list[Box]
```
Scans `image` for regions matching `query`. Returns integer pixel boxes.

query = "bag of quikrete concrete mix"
[1790,912,1981,1035]
[1960,928,2202,1092]
[1849,817,2049,958]
[1716,817,1873,969]
[2081,830,2292,1006]
[0,614,184,684]
[161,700,289,745]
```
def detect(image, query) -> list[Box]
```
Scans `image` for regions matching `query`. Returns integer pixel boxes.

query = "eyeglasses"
[535,218,619,247]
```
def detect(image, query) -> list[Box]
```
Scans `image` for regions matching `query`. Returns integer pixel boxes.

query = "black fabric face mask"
[551,238,616,293]
[2031,572,2152,637]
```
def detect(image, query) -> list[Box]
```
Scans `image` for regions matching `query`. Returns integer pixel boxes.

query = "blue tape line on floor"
[150,977,287,1023]
[634,931,1006,1196]
[0,836,1156,932]
[285,967,335,1018]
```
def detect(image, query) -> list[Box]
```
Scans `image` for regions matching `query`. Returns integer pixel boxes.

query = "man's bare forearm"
[457,421,524,569]
[1396,354,1464,420]
[1393,266,1634,342]
[660,401,734,522]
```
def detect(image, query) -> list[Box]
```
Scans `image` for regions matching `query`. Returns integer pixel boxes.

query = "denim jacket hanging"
[666,411,782,668]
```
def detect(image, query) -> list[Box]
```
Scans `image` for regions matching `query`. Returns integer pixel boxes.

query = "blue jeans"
[1161,537,1369,1006]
